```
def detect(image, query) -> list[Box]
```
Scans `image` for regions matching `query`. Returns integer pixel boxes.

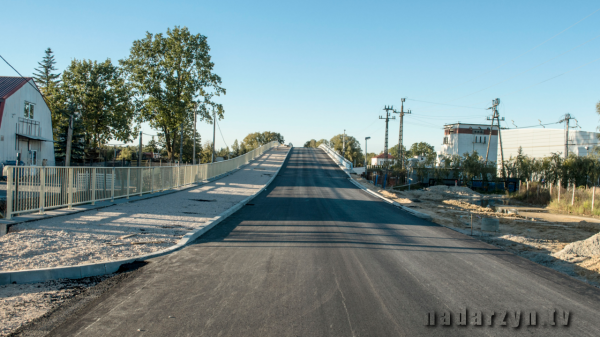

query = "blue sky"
[2,0,599,155]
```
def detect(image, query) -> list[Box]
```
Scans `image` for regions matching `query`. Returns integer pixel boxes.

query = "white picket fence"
[4,141,280,219]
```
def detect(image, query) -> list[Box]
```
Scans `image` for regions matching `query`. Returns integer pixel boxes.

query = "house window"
[443,136,449,144]
[24,102,35,119]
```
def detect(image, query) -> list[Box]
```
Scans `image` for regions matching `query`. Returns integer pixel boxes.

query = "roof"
[374,153,396,159]
[0,76,33,100]
[443,122,492,129]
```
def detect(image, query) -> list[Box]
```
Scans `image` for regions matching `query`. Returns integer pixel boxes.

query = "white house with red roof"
[0,77,55,166]
[370,153,396,165]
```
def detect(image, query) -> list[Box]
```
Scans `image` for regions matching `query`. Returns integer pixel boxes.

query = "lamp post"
[364,137,370,168]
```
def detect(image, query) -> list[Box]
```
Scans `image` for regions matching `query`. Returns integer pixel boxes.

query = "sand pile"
[554,232,600,259]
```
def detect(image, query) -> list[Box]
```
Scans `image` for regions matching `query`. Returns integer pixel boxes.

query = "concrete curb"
[0,147,291,285]
[319,148,433,222]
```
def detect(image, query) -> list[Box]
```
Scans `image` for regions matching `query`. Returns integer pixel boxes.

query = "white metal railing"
[319,144,353,170]
[4,141,280,219]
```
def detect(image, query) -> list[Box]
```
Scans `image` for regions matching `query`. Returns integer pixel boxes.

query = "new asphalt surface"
[47,148,600,336]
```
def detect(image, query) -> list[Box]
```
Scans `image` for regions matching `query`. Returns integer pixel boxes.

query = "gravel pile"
[555,232,600,259]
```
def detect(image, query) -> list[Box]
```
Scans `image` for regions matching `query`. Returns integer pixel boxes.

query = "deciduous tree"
[59,59,137,154]
[120,26,225,161]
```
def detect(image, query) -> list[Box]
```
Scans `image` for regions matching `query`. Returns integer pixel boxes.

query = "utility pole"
[137,131,142,167]
[179,122,183,165]
[193,105,197,165]
[65,114,74,167]
[380,106,396,188]
[484,98,506,179]
[113,145,116,168]
[212,107,216,163]
[342,129,346,157]
[559,113,576,159]
[393,98,411,169]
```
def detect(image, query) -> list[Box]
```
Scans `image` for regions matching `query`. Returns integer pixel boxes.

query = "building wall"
[500,128,599,159]
[438,124,498,162]
[371,157,395,165]
[0,81,55,165]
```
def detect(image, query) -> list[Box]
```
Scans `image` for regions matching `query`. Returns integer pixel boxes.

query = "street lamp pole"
[364,137,370,168]
[193,104,197,165]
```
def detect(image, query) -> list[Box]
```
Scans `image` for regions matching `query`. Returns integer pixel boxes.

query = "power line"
[0,53,72,119]
[216,120,229,149]
[405,99,486,110]
[500,55,600,98]
[426,7,600,97]
[506,121,561,129]
[450,32,600,102]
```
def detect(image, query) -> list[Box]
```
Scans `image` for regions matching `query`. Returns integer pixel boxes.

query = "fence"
[318,144,353,170]
[3,141,280,219]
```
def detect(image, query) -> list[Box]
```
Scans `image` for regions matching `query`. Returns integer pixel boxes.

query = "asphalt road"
[49,148,600,336]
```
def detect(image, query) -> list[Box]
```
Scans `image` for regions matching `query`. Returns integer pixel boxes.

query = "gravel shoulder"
[353,175,600,287]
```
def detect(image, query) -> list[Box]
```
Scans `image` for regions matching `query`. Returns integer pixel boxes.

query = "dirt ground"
[0,276,109,336]
[354,176,600,287]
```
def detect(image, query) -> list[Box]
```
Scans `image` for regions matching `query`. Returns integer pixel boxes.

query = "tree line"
[34,26,225,164]
[303,135,436,167]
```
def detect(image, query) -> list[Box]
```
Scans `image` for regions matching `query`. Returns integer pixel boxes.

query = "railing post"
[6,167,13,219]
[126,168,130,199]
[67,168,73,209]
[151,167,154,193]
[91,168,96,205]
[177,166,180,188]
[111,167,115,201]
[139,168,143,196]
[39,167,45,214]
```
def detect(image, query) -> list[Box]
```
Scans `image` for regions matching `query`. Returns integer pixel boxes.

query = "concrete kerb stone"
[0,146,291,285]
[318,147,433,222]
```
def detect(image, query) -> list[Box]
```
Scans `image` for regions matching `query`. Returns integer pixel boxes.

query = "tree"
[200,141,214,163]
[33,48,61,92]
[304,138,328,148]
[54,120,86,165]
[157,124,202,163]
[242,131,284,151]
[120,26,226,161]
[365,152,377,165]
[231,139,243,157]
[59,59,138,155]
[329,134,364,165]
[262,131,285,144]
[406,142,435,158]
[388,144,407,159]
[33,48,64,134]
[304,139,317,148]
[317,139,329,147]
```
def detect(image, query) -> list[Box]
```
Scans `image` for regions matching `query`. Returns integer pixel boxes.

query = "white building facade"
[371,153,396,165]
[0,77,55,166]
[500,128,599,160]
[437,123,498,163]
